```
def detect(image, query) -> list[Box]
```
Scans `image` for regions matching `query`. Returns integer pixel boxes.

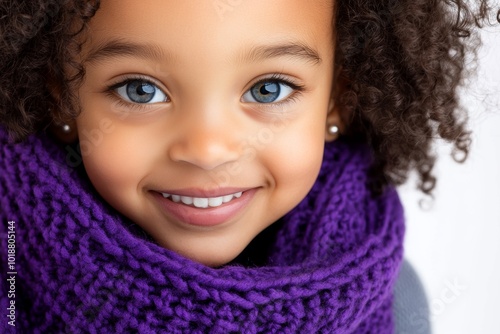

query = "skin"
[73,0,339,267]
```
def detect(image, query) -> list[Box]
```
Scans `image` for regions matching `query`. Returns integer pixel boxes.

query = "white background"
[399,26,500,334]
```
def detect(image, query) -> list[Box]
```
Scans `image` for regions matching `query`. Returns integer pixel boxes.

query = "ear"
[46,76,79,144]
[324,70,347,142]
[49,118,78,144]
[324,99,342,142]
[325,80,344,142]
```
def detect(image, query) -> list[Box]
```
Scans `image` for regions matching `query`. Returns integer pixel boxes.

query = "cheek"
[266,113,326,198]
[266,81,332,189]
[83,141,135,203]
[275,133,324,182]
[77,121,154,210]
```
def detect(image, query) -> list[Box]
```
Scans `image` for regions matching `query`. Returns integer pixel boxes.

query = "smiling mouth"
[154,188,257,227]
[161,191,243,209]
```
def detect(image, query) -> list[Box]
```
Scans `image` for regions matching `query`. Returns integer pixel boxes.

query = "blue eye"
[242,80,294,103]
[115,80,167,104]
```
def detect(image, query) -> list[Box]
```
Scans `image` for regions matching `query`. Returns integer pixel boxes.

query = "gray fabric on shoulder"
[393,259,432,334]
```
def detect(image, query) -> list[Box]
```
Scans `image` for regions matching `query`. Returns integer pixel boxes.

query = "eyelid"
[107,74,170,98]
[243,73,305,95]
[240,73,306,111]
[104,74,170,112]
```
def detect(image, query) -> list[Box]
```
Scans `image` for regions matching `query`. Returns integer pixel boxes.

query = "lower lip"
[152,189,257,227]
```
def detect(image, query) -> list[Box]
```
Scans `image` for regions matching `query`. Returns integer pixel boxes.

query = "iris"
[250,81,281,103]
[126,80,158,103]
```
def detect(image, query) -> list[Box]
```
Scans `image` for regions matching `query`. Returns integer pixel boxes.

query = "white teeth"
[180,196,193,205]
[222,195,233,203]
[208,197,223,207]
[193,197,209,208]
[161,191,244,208]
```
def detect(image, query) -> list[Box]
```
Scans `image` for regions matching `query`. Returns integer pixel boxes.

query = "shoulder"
[393,259,432,334]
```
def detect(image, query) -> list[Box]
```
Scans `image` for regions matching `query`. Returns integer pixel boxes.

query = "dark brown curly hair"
[0,0,491,195]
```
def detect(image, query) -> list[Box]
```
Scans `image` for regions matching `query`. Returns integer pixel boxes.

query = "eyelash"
[105,75,165,113]
[246,73,306,110]
[104,73,306,112]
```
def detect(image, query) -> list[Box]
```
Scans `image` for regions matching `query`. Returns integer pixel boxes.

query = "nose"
[168,114,242,170]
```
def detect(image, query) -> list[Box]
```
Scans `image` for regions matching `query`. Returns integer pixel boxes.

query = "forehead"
[84,0,335,63]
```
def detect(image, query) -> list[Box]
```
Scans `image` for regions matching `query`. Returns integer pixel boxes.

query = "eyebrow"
[84,39,168,64]
[84,39,321,66]
[242,42,322,65]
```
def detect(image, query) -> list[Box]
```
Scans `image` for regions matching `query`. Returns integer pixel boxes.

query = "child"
[0,0,484,333]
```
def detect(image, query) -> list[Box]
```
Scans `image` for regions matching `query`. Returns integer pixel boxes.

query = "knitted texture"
[0,129,405,333]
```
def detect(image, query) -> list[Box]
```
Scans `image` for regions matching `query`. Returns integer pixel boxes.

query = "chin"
[183,250,241,268]
[165,240,247,268]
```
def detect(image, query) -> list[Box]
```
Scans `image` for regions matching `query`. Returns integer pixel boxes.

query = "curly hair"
[0,0,490,195]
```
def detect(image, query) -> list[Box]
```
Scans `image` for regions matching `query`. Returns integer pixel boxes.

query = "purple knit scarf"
[0,128,404,333]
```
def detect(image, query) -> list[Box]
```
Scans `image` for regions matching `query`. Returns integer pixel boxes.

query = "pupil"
[138,84,155,95]
[252,82,280,103]
[127,80,156,103]
[260,83,278,95]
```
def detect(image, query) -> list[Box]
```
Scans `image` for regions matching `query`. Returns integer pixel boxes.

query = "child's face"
[74,0,336,266]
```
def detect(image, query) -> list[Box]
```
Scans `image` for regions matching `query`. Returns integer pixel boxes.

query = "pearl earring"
[328,125,339,135]
[61,124,71,133]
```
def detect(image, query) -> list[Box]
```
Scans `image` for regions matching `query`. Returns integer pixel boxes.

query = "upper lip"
[154,187,253,198]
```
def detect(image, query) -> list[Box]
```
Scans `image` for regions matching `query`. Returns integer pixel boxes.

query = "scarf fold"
[0,129,404,334]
